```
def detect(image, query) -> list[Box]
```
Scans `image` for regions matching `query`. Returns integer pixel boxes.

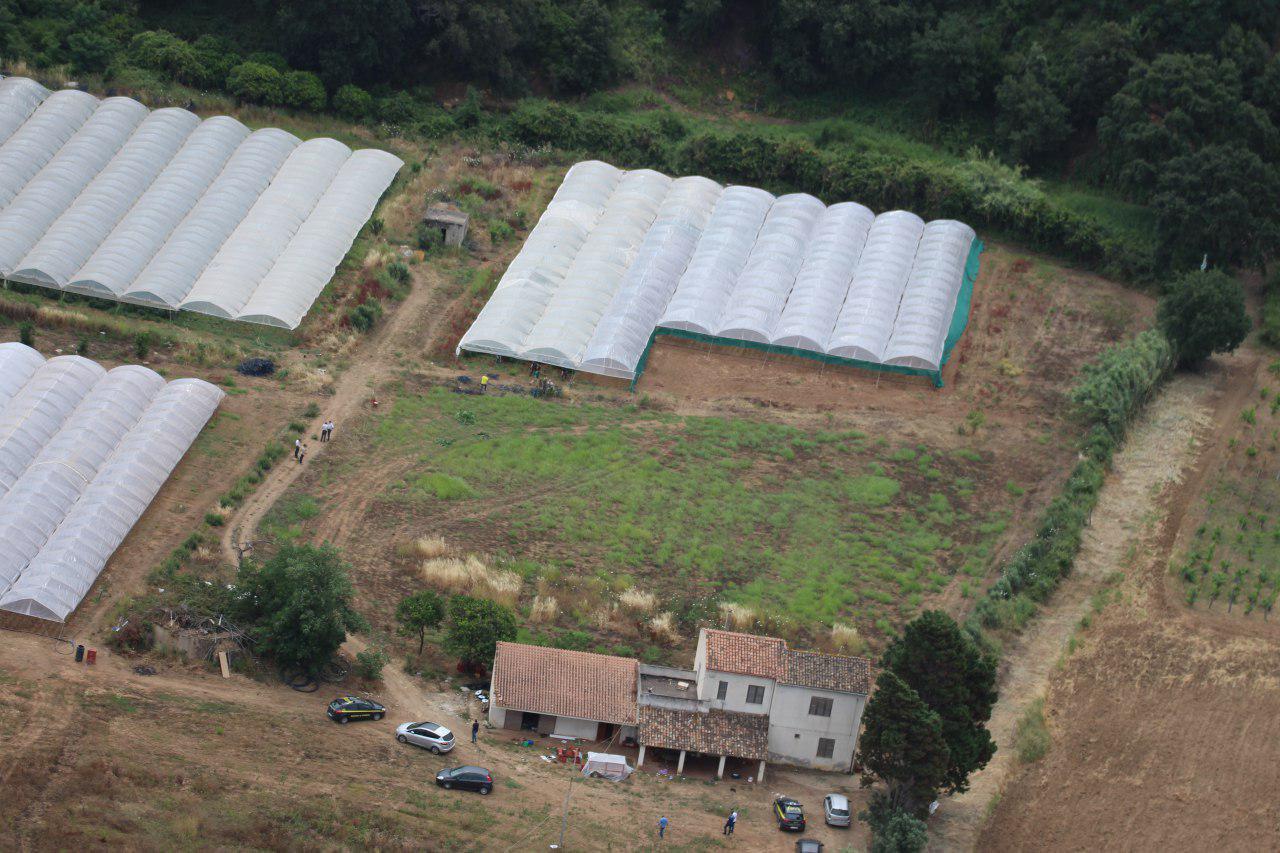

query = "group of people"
[293,417,336,464]
[655,808,737,840]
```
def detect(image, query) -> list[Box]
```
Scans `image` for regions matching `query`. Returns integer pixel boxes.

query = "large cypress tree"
[881,610,998,794]
[856,670,950,816]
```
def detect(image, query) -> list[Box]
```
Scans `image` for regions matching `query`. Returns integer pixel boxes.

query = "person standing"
[658,816,668,840]
[297,444,306,465]
[480,374,489,394]
[294,437,301,459]
[727,809,737,835]
[327,419,335,441]
[471,719,479,744]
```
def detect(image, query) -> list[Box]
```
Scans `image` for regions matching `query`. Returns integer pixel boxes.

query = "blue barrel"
[75,644,84,662]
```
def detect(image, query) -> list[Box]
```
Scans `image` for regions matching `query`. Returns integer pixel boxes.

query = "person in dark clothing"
[471,720,479,743]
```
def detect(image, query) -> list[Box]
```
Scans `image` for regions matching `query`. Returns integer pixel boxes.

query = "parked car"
[795,840,824,853]
[823,793,851,827]
[327,696,385,723]
[435,765,493,795]
[396,721,455,753]
[774,797,806,831]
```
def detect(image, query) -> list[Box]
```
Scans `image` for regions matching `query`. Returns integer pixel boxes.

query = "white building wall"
[700,669,775,715]
[767,684,866,771]
[552,715,602,739]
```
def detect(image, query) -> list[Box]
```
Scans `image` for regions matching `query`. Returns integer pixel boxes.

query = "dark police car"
[327,696,386,723]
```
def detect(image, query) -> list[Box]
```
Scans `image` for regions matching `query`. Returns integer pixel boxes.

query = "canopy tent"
[0,343,223,622]
[581,752,634,781]
[0,76,402,330]
[458,161,982,386]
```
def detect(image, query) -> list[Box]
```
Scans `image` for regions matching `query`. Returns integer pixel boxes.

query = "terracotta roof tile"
[702,629,784,679]
[780,648,871,694]
[638,705,769,760]
[491,642,638,725]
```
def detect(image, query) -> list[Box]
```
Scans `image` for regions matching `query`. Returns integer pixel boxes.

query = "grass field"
[291,383,1018,658]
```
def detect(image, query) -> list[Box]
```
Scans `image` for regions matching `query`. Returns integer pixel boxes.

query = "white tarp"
[0,77,402,329]
[581,752,634,780]
[459,160,977,380]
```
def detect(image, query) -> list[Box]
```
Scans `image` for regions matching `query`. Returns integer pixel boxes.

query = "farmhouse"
[488,642,639,742]
[489,628,871,780]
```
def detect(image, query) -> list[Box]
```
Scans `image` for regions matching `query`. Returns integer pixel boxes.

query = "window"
[746,685,765,704]
[808,696,833,717]
[716,680,728,700]
[817,738,836,759]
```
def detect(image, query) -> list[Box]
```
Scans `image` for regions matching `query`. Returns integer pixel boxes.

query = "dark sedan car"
[775,797,806,831]
[435,765,493,795]
[327,696,385,723]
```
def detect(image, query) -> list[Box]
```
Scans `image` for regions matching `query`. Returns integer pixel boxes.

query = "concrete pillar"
[716,755,727,779]
[677,750,686,775]
[756,759,766,783]
[637,745,646,766]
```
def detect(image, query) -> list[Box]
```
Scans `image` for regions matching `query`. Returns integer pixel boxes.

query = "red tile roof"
[702,629,784,679]
[638,706,769,760]
[491,642,638,725]
[781,649,871,695]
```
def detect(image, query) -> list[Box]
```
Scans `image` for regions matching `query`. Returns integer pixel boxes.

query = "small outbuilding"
[422,203,469,247]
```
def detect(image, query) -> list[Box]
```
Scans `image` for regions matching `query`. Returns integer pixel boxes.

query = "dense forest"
[3,0,1280,278]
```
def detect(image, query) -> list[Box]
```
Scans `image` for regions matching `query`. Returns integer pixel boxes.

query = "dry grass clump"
[619,588,657,615]
[411,536,450,560]
[648,612,679,644]
[719,602,757,631]
[829,623,868,656]
[589,603,617,631]
[529,596,559,623]
[193,544,217,563]
[419,554,522,607]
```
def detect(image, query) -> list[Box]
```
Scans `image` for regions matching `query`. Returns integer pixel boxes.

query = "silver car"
[823,793,851,827]
[396,721,455,754]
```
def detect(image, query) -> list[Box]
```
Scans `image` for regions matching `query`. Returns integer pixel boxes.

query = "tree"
[995,45,1071,168]
[416,0,534,90]
[1152,144,1280,270]
[396,590,445,655]
[281,70,327,111]
[275,0,414,87]
[861,791,928,853]
[66,30,116,73]
[910,13,997,111]
[536,0,618,94]
[856,670,950,816]
[226,61,283,105]
[333,84,373,120]
[1060,21,1138,126]
[128,30,199,82]
[881,610,997,795]
[1156,270,1251,368]
[235,544,367,675]
[443,595,517,667]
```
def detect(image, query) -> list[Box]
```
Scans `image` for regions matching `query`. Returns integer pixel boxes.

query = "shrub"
[128,30,199,81]
[226,61,283,105]
[377,91,420,126]
[18,322,33,347]
[133,330,154,359]
[280,70,327,111]
[204,511,225,527]
[354,647,388,680]
[488,219,515,243]
[1156,270,1251,368]
[345,299,383,332]
[190,35,241,88]
[333,84,373,120]
[1014,697,1051,762]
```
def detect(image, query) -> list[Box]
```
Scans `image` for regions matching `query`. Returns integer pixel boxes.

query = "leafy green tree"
[856,670,950,816]
[190,35,242,88]
[333,84,374,120]
[276,0,414,86]
[416,0,533,89]
[235,544,367,675]
[281,70,327,111]
[1099,53,1276,199]
[910,13,996,111]
[537,0,618,94]
[396,590,445,655]
[1059,21,1138,125]
[995,45,1070,168]
[128,30,199,81]
[881,610,997,795]
[66,30,115,73]
[1152,144,1280,270]
[443,595,517,667]
[769,0,921,89]
[1156,270,1251,368]
[861,791,929,853]
[226,61,284,105]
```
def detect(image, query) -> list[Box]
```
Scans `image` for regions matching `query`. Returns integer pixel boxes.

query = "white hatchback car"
[396,721,456,754]
[823,793,851,827]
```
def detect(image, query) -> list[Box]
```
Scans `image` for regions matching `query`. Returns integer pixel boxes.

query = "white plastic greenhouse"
[0,77,402,329]
[458,161,981,384]
[0,343,223,622]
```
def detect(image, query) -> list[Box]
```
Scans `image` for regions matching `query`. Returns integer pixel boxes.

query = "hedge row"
[495,100,1157,284]
[970,330,1174,632]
